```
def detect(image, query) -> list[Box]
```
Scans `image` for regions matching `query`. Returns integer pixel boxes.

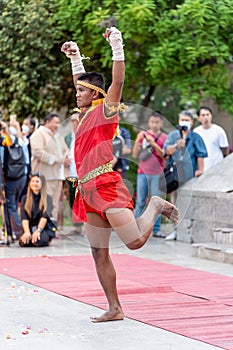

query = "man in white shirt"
[194,106,229,172]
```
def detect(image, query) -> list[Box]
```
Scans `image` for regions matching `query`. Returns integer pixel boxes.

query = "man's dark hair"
[78,72,105,97]
[29,118,36,128]
[196,106,213,116]
[44,113,59,124]
[150,110,164,120]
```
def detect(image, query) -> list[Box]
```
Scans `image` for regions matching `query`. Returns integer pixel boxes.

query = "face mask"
[9,126,17,135]
[179,121,191,130]
[22,125,30,133]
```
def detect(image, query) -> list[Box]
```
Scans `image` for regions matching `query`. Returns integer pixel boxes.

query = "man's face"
[178,114,194,130]
[46,117,60,133]
[198,109,212,127]
[76,82,95,108]
[148,116,163,132]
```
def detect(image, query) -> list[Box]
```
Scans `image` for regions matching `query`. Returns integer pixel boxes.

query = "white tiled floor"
[0,226,231,350]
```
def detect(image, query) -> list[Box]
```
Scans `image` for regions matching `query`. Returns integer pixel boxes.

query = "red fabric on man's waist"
[72,172,134,223]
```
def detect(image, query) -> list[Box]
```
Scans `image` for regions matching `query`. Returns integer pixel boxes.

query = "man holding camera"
[132,111,167,238]
[163,110,207,240]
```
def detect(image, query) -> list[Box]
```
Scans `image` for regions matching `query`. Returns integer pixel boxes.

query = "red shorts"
[83,172,134,221]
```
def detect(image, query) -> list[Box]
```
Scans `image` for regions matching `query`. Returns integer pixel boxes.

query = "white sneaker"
[165,230,177,241]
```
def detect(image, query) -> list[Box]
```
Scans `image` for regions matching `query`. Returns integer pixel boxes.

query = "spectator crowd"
[0,105,230,245]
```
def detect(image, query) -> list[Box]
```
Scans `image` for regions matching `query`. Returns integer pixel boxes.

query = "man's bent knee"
[126,237,145,250]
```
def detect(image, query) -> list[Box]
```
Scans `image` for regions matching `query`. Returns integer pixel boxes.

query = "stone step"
[192,242,233,264]
[212,227,233,245]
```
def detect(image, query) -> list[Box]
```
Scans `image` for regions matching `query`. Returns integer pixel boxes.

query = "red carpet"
[1,254,233,349]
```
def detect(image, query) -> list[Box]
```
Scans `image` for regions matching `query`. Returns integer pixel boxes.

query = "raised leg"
[106,196,179,250]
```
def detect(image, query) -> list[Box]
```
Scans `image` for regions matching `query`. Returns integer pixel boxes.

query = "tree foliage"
[1,0,233,119]
[56,0,233,114]
[147,0,233,111]
[0,0,74,119]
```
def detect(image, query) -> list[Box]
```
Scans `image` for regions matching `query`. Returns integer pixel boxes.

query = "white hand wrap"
[106,27,124,61]
[71,56,86,76]
[63,41,86,75]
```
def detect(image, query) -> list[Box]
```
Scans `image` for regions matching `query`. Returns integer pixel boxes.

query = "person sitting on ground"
[61,27,179,323]
[30,112,71,223]
[19,173,56,247]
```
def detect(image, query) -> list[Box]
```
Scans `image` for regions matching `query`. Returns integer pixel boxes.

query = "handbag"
[138,132,162,161]
[138,145,154,161]
[159,152,185,194]
[45,218,58,239]
[4,137,26,179]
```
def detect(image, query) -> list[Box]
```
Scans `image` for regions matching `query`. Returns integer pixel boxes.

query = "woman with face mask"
[21,124,30,145]
[163,110,208,240]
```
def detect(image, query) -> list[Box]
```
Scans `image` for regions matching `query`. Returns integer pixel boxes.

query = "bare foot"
[152,196,180,225]
[90,309,124,323]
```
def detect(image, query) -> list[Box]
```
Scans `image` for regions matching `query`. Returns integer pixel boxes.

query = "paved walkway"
[1,227,232,350]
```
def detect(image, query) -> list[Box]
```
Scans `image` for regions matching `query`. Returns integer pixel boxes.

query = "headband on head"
[76,80,107,97]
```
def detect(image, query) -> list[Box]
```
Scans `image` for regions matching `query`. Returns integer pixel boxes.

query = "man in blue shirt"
[164,110,208,240]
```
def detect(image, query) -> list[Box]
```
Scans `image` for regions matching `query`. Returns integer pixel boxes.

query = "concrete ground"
[1,225,232,350]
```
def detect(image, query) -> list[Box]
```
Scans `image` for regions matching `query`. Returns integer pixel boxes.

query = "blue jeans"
[134,173,162,233]
[4,175,27,237]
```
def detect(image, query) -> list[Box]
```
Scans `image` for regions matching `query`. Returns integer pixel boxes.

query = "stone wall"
[176,153,233,243]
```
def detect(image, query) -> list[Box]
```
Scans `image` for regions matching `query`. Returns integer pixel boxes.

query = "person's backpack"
[4,137,26,180]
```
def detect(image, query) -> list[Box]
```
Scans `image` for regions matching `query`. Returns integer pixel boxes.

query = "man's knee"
[126,236,145,250]
[91,247,109,265]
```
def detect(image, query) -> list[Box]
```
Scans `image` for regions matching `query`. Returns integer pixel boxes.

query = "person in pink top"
[132,112,167,238]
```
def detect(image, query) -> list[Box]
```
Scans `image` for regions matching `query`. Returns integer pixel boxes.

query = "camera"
[177,125,188,131]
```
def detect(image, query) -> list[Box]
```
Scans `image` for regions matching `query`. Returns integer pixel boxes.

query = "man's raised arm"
[61,40,86,88]
[103,27,125,105]
[61,27,125,105]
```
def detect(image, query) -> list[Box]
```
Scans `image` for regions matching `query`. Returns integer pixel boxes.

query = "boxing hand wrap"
[105,27,124,61]
[61,41,86,75]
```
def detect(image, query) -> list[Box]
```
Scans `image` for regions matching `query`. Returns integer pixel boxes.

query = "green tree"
[147,0,233,112]
[0,0,74,119]
[56,0,233,114]
[1,0,233,119]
